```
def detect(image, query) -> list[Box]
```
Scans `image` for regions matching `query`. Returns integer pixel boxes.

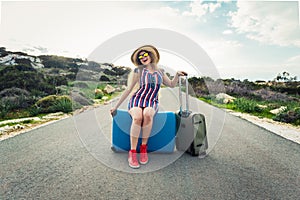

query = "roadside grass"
[2,109,48,121]
[199,96,300,125]
[0,119,36,128]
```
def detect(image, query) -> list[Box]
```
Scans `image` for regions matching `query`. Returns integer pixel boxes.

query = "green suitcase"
[175,76,208,157]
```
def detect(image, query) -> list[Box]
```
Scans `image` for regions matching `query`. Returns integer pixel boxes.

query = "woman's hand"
[162,70,188,88]
[177,71,188,76]
[110,107,117,117]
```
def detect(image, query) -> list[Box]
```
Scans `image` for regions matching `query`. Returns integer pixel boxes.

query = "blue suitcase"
[111,109,176,153]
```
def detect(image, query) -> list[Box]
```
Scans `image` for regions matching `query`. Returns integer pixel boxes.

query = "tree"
[275,71,297,82]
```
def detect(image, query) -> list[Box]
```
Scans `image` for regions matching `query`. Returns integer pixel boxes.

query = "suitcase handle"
[179,75,190,116]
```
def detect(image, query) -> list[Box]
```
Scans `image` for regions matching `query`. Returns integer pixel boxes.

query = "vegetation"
[0,65,56,96]
[272,104,300,125]
[0,119,35,128]
[193,74,300,126]
[0,47,129,121]
[35,95,73,114]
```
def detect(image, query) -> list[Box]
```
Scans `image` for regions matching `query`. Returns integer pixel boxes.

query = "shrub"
[234,98,262,113]
[0,94,38,120]
[0,65,56,95]
[99,75,110,82]
[0,87,30,97]
[95,91,104,99]
[0,97,15,119]
[28,104,42,116]
[253,88,292,102]
[51,97,73,113]
[273,107,300,125]
[35,95,73,113]
[215,97,225,104]
[15,58,32,66]
[56,85,69,95]
[36,95,57,109]
[46,75,68,86]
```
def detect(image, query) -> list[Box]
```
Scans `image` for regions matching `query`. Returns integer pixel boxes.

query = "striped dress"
[128,68,163,112]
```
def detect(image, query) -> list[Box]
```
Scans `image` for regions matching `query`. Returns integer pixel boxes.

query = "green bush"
[95,92,103,99]
[273,106,300,125]
[0,95,36,119]
[28,104,42,117]
[0,87,30,97]
[0,88,36,111]
[215,97,225,104]
[0,98,14,119]
[36,95,57,109]
[94,88,104,99]
[234,98,262,113]
[35,95,73,113]
[51,97,73,113]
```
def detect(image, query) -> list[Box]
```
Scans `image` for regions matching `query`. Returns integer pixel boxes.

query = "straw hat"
[131,45,160,66]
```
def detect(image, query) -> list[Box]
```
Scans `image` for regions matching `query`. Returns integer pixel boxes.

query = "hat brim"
[131,45,160,66]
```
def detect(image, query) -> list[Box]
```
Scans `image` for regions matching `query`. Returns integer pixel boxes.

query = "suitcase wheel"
[111,146,117,152]
[189,142,199,156]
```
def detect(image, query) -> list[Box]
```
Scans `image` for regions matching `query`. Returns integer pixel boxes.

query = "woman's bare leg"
[128,107,143,150]
[141,107,155,144]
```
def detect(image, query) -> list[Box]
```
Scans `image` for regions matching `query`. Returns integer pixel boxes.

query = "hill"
[0,47,131,120]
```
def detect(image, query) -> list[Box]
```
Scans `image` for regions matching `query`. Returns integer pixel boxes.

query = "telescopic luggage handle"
[178,74,190,116]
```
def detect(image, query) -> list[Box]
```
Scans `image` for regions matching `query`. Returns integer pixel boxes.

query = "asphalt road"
[1,88,300,199]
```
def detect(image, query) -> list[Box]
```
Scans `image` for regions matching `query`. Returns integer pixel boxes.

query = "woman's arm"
[110,71,139,115]
[163,71,187,88]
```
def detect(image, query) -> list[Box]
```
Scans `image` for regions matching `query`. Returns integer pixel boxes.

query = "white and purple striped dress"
[128,68,163,112]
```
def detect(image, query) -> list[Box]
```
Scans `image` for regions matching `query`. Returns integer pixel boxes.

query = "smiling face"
[138,51,152,66]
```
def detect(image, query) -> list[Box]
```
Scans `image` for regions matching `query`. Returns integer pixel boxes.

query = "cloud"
[33,46,48,53]
[286,55,300,64]
[22,46,48,55]
[209,2,221,13]
[182,0,221,18]
[284,55,300,76]
[229,1,300,47]
[193,35,244,76]
[222,29,233,35]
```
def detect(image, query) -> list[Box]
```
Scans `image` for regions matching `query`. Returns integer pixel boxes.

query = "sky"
[0,0,299,81]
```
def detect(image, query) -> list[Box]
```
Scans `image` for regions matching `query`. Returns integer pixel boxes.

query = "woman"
[110,45,186,169]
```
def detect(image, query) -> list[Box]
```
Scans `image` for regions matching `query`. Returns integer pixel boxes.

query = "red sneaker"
[139,144,148,164]
[128,150,140,169]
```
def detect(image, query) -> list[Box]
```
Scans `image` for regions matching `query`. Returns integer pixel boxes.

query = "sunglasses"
[138,52,149,60]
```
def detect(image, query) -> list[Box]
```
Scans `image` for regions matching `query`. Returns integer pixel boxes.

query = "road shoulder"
[227,109,300,144]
